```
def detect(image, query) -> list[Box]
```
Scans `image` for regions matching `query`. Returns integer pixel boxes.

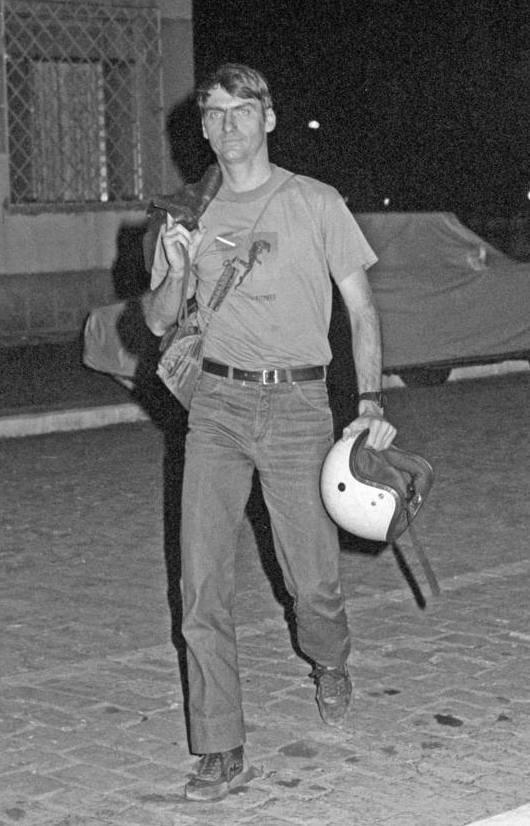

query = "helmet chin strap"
[320,425,439,608]
[392,522,440,610]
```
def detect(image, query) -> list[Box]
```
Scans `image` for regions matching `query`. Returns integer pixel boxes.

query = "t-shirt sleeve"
[321,190,378,283]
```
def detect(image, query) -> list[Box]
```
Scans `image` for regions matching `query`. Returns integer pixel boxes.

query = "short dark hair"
[196,63,273,114]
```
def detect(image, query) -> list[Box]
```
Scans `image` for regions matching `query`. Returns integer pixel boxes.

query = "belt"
[202,358,326,384]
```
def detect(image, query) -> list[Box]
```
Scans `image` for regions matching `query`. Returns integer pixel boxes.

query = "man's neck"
[219,159,273,193]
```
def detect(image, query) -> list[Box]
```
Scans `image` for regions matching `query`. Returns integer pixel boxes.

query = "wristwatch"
[358,391,385,408]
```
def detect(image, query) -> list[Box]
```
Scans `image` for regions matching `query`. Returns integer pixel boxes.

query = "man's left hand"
[342,413,397,451]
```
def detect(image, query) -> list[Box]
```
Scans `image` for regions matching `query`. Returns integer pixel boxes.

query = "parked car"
[353,211,530,385]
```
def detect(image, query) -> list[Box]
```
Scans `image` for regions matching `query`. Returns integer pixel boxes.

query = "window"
[3,0,164,205]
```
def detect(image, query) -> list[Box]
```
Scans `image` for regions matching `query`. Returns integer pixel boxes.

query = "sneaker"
[311,663,352,727]
[184,745,250,801]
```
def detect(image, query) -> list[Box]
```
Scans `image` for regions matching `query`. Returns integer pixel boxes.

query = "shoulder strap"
[290,176,323,242]
[248,172,296,232]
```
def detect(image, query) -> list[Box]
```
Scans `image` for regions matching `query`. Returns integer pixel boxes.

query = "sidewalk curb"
[466,804,530,826]
[1,361,527,440]
[0,402,149,439]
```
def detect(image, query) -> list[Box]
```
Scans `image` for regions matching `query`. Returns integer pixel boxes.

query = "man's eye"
[238,105,252,117]
[207,110,223,121]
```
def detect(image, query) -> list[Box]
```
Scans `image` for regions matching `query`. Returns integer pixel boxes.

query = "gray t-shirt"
[167,166,377,370]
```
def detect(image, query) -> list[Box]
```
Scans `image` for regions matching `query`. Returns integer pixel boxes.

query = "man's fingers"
[342,417,397,451]
[365,421,397,450]
[163,221,192,247]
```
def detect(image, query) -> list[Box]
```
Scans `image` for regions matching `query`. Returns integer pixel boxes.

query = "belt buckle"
[262,368,280,385]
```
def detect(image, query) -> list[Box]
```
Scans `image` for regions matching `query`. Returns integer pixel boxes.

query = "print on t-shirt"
[210,232,277,296]
[234,238,272,289]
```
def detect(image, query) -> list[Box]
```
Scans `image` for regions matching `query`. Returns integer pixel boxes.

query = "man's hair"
[196,63,273,114]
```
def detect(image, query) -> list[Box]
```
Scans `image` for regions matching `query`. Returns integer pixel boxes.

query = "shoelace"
[197,752,222,780]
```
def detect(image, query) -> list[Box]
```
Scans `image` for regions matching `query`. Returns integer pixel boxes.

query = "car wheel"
[397,367,451,387]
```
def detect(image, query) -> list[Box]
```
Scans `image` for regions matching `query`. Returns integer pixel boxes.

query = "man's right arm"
[142,268,183,337]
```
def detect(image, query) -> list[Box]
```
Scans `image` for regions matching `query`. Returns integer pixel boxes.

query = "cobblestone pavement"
[1,372,530,826]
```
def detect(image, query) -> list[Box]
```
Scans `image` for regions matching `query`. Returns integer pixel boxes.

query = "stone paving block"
[41,786,129,818]
[473,768,530,795]
[256,793,356,826]
[0,744,75,775]
[364,690,436,716]
[437,686,513,710]
[244,723,306,756]
[35,676,108,700]
[95,690,174,714]
[241,672,298,706]
[0,770,66,797]
[128,741,187,768]
[121,761,180,786]
[125,680,178,700]
[17,725,97,753]
[0,713,34,737]
[122,710,181,742]
[429,652,501,675]
[239,655,306,680]
[262,769,330,797]
[98,663,177,684]
[66,743,149,771]
[1,685,95,712]
[0,799,60,826]
[103,802,179,825]
[8,704,89,733]
[264,696,319,721]
[278,737,359,764]
[453,792,526,826]
[147,792,258,826]
[73,703,144,728]
[243,816,299,826]
[86,724,177,755]
[48,762,137,793]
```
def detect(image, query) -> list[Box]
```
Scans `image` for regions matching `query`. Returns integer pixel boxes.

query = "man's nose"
[222,109,236,131]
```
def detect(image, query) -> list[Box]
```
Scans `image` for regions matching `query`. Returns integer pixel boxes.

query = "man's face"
[201,85,276,165]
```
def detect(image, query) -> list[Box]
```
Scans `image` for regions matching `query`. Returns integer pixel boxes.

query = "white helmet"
[320,425,434,543]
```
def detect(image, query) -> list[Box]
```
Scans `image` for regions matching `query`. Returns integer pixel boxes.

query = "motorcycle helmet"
[320,426,434,543]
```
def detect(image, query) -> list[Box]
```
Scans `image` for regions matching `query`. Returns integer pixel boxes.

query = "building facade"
[0,0,194,343]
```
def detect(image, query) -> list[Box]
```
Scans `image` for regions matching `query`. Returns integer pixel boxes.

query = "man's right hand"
[161,217,204,270]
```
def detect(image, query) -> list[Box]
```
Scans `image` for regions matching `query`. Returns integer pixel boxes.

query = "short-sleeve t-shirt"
[190,165,377,370]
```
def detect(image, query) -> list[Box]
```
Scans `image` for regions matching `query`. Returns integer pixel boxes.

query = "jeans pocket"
[292,380,330,413]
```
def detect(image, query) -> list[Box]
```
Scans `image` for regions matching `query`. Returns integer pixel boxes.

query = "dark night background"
[180,0,530,224]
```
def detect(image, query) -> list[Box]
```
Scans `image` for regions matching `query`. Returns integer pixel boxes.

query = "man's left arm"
[336,268,397,451]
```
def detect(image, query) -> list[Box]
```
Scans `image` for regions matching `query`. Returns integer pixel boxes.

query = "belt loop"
[227,365,234,384]
[285,368,293,383]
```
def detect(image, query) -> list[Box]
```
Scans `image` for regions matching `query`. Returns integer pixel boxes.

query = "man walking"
[143,63,396,801]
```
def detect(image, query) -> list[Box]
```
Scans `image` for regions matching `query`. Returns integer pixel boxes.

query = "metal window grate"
[3,0,164,205]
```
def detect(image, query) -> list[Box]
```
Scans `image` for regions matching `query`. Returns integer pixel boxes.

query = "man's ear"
[265,107,276,133]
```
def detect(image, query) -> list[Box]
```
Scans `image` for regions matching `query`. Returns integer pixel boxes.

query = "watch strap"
[358,391,385,407]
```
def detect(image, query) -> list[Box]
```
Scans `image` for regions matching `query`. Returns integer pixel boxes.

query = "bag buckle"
[262,369,280,384]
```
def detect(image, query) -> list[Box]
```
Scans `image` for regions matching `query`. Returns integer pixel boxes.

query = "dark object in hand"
[143,164,222,271]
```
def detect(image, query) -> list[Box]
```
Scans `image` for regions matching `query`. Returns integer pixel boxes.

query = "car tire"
[397,367,452,387]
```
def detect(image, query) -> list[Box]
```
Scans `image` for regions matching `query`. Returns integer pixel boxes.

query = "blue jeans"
[180,371,351,753]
